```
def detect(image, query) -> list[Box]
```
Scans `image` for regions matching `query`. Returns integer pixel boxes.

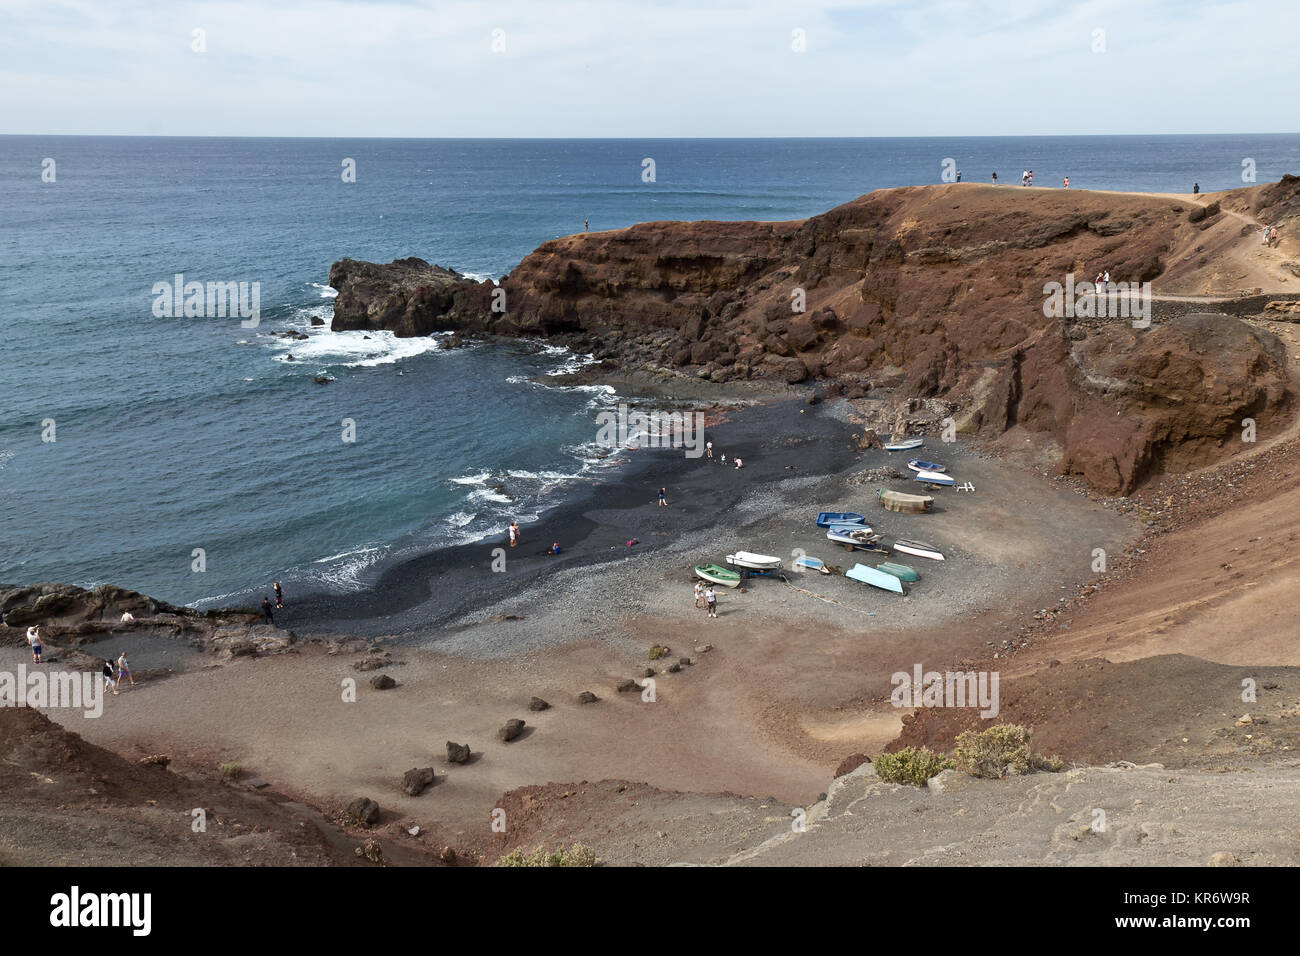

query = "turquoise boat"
[877,561,919,582]
[845,563,904,594]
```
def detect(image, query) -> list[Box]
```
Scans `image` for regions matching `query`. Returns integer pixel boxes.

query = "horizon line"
[3,132,1299,141]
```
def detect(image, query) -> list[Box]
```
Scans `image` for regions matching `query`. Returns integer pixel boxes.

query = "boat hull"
[695,564,741,587]
[845,563,905,594]
[884,438,924,451]
[877,489,933,513]
[877,561,920,582]
[893,540,945,561]
[914,470,956,486]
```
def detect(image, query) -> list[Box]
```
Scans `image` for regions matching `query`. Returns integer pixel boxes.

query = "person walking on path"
[274,581,284,609]
[261,597,274,625]
[705,587,718,619]
[116,652,135,687]
[102,659,119,696]
[26,625,43,664]
[694,581,704,609]
[657,487,668,507]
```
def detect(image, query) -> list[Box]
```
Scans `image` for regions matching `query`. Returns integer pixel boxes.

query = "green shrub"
[874,747,953,787]
[953,724,1062,778]
[218,762,243,781]
[648,645,670,661]
[499,843,598,867]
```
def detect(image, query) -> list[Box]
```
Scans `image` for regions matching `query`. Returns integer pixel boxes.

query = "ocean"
[2,134,1298,606]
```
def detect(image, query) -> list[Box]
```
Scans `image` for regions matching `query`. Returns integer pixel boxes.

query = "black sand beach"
[278,396,862,639]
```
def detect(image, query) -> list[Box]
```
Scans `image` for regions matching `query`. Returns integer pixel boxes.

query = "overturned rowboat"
[914,470,956,487]
[794,555,832,575]
[845,562,904,594]
[884,437,924,452]
[893,539,945,561]
[877,561,920,582]
[726,551,783,571]
[877,488,934,514]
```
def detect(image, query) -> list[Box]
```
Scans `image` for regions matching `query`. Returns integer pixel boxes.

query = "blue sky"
[1,0,1295,136]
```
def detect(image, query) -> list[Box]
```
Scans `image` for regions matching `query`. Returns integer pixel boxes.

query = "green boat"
[877,561,920,583]
[695,564,741,588]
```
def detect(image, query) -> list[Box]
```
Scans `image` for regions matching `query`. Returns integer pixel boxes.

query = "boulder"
[577,691,600,705]
[345,797,380,825]
[446,741,471,764]
[527,696,550,711]
[498,718,526,742]
[402,767,436,796]
[369,674,396,690]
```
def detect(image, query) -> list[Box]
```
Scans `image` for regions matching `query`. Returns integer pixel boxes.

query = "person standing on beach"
[120,611,135,624]
[705,587,717,618]
[1028,170,1034,186]
[26,625,43,664]
[1193,183,1200,195]
[102,659,119,696]
[694,581,704,609]
[1102,270,1110,288]
[1021,169,1028,186]
[658,487,667,507]
[116,651,135,687]
[1063,176,1070,188]
[261,597,274,625]
[509,521,519,548]
[956,169,962,182]
[720,453,727,466]
[274,581,284,609]
[705,441,713,460]
[991,171,997,184]
[584,219,589,232]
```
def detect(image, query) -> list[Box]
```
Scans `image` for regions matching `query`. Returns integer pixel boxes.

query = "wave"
[266,325,453,369]
[310,282,338,299]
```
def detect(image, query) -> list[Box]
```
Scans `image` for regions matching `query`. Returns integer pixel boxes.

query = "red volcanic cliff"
[330,178,1299,494]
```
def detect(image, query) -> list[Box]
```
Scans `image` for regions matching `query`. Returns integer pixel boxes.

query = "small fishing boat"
[695,564,741,587]
[794,555,831,575]
[726,551,783,571]
[884,438,924,452]
[893,539,945,561]
[907,459,947,473]
[877,561,920,582]
[845,563,904,594]
[826,526,888,553]
[913,470,956,487]
[816,512,866,528]
[877,488,934,514]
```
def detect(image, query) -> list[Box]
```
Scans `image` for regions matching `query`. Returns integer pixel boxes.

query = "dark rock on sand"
[353,658,387,671]
[640,668,656,679]
[577,691,600,705]
[346,797,380,825]
[498,719,526,742]
[616,679,640,693]
[527,697,550,711]
[402,767,436,796]
[369,674,396,690]
[446,741,471,764]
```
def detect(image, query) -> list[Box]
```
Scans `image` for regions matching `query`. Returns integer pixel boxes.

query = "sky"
[1,0,1296,137]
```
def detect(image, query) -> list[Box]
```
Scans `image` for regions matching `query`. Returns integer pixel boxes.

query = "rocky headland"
[330,177,1300,495]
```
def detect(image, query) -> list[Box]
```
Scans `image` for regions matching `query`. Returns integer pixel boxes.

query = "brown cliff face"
[329,180,1299,495]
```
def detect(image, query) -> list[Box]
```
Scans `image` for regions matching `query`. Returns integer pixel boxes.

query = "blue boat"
[794,555,830,575]
[845,563,905,594]
[817,512,866,527]
[907,459,947,473]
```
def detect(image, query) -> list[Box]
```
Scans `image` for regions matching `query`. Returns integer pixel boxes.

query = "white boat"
[893,539,945,561]
[826,527,888,553]
[884,438,924,451]
[913,470,956,487]
[726,551,783,570]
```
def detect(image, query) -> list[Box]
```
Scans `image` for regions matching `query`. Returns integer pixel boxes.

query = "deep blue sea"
[2,135,1298,605]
